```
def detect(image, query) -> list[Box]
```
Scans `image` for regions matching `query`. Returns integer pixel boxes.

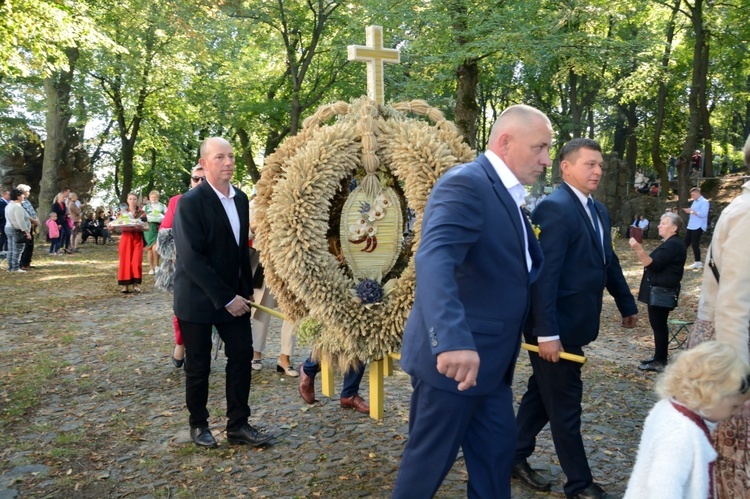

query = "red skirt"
[117,231,144,285]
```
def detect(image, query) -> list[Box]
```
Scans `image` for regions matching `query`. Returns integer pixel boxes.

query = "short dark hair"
[10,188,23,201]
[558,138,602,162]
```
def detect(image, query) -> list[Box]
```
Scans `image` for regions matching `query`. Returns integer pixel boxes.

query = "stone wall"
[0,127,94,209]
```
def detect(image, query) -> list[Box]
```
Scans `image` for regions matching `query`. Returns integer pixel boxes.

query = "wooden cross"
[347,25,400,105]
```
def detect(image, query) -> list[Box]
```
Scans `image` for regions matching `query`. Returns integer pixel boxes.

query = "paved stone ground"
[0,239,704,498]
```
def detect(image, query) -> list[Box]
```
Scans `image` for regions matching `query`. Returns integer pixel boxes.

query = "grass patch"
[60,333,76,345]
[1,354,59,423]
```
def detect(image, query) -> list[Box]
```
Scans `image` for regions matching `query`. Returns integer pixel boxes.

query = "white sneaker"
[13,269,27,273]
[251,359,263,371]
[689,261,703,269]
[148,269,155,275]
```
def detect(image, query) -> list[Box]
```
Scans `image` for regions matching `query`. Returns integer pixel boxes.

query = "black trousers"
[648,305,671,362]
[684,228,703,262]
[20,236,34,267]
[179,316,253,431]
[515,344,591,497]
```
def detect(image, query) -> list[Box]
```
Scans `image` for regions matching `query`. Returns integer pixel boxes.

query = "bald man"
[392,105,551,498]
[173,138,271,449]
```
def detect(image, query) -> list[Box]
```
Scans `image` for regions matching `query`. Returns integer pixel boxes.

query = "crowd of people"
[2,115,749,499]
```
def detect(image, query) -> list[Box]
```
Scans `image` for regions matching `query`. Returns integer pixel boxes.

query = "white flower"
[349,224,367,238]
[368,204,385,222]
[365,225,378,236]
[376,193,391,208]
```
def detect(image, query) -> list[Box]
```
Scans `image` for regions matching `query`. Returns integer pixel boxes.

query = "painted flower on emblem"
[349,224,367,238]
[368,204,385,222]
[375,193,391,208]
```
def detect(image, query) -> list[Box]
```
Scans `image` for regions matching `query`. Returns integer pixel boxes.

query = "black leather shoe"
[226,424,273,447]
[190,427,217,448]
[568,482,609,499]
[512,461,551,491]
[638,359,667,372]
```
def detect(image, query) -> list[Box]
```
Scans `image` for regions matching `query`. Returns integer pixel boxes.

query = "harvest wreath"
[254,96,473,369]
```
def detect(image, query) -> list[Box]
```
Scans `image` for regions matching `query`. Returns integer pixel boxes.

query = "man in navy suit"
[392,105,551,498]
[513,138,638,499]
[173,137,271,449]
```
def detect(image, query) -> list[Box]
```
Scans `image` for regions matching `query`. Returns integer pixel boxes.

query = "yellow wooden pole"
[369,359,385,420]
[521,343,587,364]
[320,359,335,397]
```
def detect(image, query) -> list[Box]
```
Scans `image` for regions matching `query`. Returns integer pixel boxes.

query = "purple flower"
[356,279,384,304]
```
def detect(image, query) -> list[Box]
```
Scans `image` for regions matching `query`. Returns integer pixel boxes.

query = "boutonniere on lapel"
[523,210,541,240]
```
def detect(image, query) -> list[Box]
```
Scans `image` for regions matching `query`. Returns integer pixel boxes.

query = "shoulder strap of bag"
[708,246,720,283]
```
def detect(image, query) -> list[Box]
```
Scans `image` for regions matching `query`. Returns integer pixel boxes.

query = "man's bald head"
[487,105,553,185]
[488,105,552,152]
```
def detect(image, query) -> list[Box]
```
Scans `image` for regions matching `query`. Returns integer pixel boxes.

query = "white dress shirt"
[485,151,531,272]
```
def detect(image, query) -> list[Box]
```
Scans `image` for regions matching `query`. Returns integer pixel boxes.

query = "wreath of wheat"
[254,97,473,369]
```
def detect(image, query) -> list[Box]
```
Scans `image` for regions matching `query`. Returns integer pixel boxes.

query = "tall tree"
[39,47,79,225]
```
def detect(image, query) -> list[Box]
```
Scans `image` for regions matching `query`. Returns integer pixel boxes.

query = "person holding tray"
[109,192,147,293]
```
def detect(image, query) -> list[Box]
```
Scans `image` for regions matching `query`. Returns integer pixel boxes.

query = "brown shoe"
[340,394,370,414]
[298,363,317,404]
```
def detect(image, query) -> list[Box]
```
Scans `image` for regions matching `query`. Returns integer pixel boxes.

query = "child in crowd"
[624,341,750,499]
[46,212,61,255]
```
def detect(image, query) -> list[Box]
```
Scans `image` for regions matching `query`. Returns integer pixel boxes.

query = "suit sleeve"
[529,199,569,338]
[173,192,237,310]
[414,172,483,354]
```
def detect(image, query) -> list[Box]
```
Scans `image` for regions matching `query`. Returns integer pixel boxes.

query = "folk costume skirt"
[688,318,750,497]
[117,230,144,286]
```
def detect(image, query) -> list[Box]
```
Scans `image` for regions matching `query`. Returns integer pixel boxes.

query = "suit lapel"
[561,183,605,262]
[477,155,527,264]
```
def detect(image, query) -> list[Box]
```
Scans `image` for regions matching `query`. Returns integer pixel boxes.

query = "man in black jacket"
[173,137,271,449]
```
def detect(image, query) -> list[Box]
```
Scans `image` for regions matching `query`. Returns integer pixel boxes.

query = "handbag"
[649,285,679,308]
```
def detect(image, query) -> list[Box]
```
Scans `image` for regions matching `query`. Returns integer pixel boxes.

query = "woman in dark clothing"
[628,212,687,372]
[51,192,72,253]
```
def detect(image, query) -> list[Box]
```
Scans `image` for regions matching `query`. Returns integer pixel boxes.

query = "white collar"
[485,151,525,207]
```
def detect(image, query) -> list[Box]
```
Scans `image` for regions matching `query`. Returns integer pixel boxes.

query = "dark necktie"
[587,198,603,254]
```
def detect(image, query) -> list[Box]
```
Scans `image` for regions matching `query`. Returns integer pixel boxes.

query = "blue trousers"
[393,378,515,499]
[302,355,365,398]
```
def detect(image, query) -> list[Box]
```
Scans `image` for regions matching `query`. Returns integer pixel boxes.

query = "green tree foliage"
[2,0,749,209]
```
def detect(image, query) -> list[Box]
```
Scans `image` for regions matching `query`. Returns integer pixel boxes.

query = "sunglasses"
[191,176,205,183]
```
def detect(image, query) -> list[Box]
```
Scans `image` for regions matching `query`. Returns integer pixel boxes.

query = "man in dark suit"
[173,137,271,449]
[513,138,638,499]
[392,105,550,498]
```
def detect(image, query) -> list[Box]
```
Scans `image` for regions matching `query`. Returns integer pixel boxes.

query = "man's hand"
[436,350,479,391]
[622,314,638,328]
[226,295,251,317]
[538,340,563,363]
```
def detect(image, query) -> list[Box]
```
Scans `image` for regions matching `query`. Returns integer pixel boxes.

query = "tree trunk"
[454,59,479,148]
[680,0,707,209]
[624,102,638,174]
[40,47,79,237]
[237,128,259,183]
[569,70,582,138]
[651,0,680,198]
